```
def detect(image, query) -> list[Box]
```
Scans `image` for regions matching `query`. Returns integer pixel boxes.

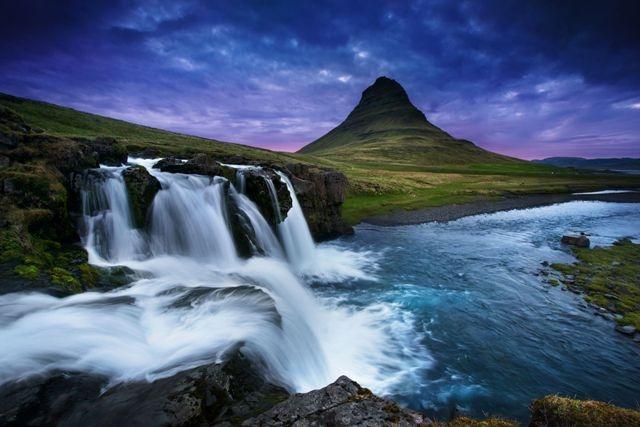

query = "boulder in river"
[561,235,590,248]
[615,324,637,336]
[122,165,161,228]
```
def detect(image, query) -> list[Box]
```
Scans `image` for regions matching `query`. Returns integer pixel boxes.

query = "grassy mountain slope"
[2,91,639,225]
[297,77,640,223]
[299,76,516,166]
[0,93,298,164]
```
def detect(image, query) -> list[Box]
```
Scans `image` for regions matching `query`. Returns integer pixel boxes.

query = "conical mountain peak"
[298,77,511,166]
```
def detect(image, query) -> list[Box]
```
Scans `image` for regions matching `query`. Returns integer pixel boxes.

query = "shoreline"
[362,191,640,226]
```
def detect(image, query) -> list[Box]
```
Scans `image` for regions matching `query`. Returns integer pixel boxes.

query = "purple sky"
[1,1,639,159]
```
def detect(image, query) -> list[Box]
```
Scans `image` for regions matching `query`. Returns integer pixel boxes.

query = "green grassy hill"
[297,77,640,223]
[2,90,639,225]
[298,76,516,166]
[0,93,298,164]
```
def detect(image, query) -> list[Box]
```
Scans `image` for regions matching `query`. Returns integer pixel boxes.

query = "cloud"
[0,0,638,157]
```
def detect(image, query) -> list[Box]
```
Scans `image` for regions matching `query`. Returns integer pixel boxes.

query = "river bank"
[363,191,640,226]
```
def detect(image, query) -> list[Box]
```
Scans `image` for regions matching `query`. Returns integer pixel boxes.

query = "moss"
[435,416,517,426]
[78,263,100,287]
[547,278,560,286]
[530,395,640,427]
[551,239,640,329]
[50,267,82,293]
[14,264,39,280]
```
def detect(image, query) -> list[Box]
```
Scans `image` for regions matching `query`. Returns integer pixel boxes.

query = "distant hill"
[298,76,518,165]
[534,157,640,171]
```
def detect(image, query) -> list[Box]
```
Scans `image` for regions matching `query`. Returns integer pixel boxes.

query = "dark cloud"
[0,0,638,158]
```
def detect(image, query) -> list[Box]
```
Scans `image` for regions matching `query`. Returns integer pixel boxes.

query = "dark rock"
[122,165,161,228]
[153,156,184,170]
[132,147,161,158]
[541,261,549,267]
[561,235,590,248]
[157,153,236,181]
[71,136,127,166]
[0,154,9,168]
[243,168,292,229]
[223,181,260,258]
[0,350,289,427]
[284,163,354,241]
[242,375,428,426]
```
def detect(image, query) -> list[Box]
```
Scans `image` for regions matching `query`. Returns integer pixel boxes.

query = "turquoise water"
[317,201,640,422]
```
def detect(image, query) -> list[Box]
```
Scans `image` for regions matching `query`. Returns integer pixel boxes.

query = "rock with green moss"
[122,165,160,228]
[530,395,640,427]
[551,238,640,337]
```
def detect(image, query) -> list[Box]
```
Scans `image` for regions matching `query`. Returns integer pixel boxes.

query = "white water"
[0,158,427,395]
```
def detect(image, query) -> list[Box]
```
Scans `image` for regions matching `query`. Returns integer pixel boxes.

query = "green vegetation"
[530,395,640,427]
[297,77,640,223]
[434,417,516,426]
[0,93,299,163]
[551,239,640,329]
[3,89,640,228]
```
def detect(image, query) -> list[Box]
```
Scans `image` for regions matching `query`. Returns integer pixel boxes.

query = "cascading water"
[81,166,147,264]
[275,172,316,270]
[0,157,428,395]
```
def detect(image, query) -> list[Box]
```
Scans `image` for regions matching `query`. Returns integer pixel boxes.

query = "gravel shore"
[363,191,640,226]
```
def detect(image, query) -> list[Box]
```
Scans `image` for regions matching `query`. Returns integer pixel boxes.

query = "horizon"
[1,1,639,159]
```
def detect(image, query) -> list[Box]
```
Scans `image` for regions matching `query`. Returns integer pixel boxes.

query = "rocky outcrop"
[243,375,428,426]
[0,353,431,427]
[561,234,590,248]
[122,165,161,228]
[284,163,353,240]
[0,350,289,427]
[155,153,236,181]
[154,153,294,230]
[243,168,292,228]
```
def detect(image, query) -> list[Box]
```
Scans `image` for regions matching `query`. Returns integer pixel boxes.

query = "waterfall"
[275,172,316,270]
[0,157,427,397]
[80,166,147,264]
[230,187,285,259]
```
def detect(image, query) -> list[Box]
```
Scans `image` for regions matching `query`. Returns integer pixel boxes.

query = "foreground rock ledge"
[242,375,428,426]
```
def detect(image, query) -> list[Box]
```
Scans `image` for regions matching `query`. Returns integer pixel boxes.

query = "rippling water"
[317,201,640,422]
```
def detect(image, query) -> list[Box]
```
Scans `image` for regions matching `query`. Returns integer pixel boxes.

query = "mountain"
[298,76,517,165]
[534,157,640,172]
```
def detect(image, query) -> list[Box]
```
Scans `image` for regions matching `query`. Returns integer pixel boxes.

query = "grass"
[551,238,640,329]
[3,92,640,226]
[530,395,640,427]
[0,93,300,164]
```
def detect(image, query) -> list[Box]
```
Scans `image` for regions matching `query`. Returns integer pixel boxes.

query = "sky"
[1,1,639,159]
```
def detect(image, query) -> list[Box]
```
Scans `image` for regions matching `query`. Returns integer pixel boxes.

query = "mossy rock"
[530,395,640,427]
[122,165,161,228]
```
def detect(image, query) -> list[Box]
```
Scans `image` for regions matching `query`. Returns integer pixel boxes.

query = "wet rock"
[157,153,236,180]
[615,325,637,336]
[284,163,354,241]
[223,181,261,258]
[561,235,590,248]
[242,375,428,426]
[243,168,292,228]
[70,136,127,166]
[0,350,289,427]
[122,165,161,228]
